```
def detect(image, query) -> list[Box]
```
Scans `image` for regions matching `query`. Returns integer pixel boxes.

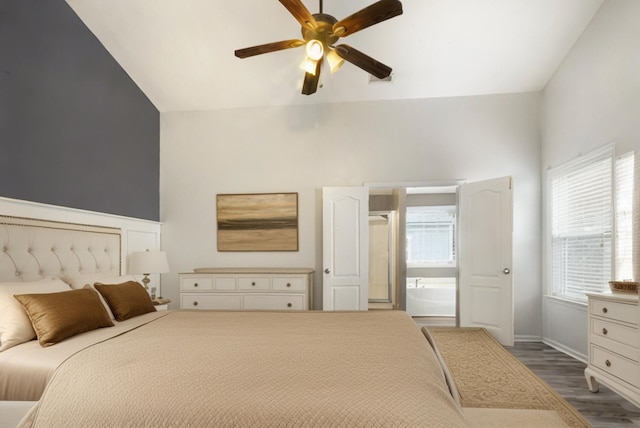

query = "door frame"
[367,181,463,313]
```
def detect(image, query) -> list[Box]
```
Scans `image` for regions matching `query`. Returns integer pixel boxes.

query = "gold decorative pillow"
[0,278,71,351]
[14,288,114,347]
[94,281,156,321]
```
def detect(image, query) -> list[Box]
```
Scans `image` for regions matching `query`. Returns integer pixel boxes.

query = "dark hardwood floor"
[509,342,640,427]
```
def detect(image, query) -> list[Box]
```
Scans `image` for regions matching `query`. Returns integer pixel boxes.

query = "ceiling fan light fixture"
[301,57,320,76]
[234,0,403,95]
[305,39,324,61]
[326,49,344,73]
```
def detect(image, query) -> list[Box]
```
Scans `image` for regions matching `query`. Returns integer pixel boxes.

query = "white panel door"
[459,176,513,346]
[322,187,369,311]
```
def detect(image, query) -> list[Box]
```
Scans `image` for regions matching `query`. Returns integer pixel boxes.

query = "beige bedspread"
[20,310,470,427]
[0,311,168,401]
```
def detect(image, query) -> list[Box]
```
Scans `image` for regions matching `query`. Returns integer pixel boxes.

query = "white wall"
[160,93,542,339]
[541,0,640,359]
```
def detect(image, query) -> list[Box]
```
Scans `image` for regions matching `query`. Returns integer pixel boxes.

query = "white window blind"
[615,152,634,281]
[550,145,613,300]
[406,206,456,267]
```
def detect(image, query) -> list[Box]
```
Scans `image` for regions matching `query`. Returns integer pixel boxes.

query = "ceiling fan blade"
[333,0,403,37]
[302,61,321,95]
[334,44,392,79]
[235,39,305,59]
[279,0,318,30]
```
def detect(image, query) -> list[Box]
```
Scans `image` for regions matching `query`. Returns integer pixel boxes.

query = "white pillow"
[0,278,71,351]
[62,272,131,290]
[62,273,138,320]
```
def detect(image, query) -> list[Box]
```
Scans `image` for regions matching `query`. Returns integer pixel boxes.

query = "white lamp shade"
[129,251,170,275]
[301,57,319,76]
[326,49,344,73]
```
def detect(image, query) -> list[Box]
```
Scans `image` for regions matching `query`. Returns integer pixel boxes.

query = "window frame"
[546,144,634,302]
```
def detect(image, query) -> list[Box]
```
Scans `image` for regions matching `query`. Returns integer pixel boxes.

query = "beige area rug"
[428,327,592,428]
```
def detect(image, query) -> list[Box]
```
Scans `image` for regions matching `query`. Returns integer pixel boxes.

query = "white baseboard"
[543,337,588,363]
[515,334,542,342]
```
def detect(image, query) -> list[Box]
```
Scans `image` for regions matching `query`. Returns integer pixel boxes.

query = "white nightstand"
[153,298,171,311]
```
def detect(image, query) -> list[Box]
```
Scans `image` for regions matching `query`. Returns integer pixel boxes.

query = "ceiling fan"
[234,0,403,95]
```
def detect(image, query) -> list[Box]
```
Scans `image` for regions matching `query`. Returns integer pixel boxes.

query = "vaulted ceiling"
[66,0,604,112]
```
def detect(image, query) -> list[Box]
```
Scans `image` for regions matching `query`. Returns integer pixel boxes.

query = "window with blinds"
[615,152,634,281]
[406,206,456,267]
[550,144,634,301]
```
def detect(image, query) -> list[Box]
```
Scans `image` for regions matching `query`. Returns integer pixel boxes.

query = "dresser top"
[189,267,315,275]
[586,291,639,302]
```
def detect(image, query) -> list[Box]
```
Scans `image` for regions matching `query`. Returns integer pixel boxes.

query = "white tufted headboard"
[0,216,121,282]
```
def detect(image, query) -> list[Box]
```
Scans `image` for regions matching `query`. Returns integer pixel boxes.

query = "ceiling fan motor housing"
[302,13,339,49]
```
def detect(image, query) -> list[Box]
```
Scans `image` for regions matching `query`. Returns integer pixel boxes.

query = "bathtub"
[406,278,456,316]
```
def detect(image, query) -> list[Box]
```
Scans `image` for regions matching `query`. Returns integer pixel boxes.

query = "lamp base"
[141,274,150,290]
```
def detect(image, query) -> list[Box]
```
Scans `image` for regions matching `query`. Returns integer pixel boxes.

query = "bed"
[0,215,574,428]
[0,215,125,425]
[19,310,474,427]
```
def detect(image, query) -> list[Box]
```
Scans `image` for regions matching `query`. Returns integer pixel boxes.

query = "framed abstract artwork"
[216,192,299,251]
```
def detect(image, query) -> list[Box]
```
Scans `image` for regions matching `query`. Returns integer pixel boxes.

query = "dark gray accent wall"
[0,0,160,221]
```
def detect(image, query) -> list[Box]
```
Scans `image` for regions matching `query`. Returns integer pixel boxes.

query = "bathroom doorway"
[405,202,457,324]
[367,184,458,325]
[405,204,458,324]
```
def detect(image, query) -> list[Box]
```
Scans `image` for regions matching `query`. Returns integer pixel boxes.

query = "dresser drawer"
[181,278,213,291]
[238,277,270,290]
[181,293,242,310]
[243,294,305,310]
[272,277,305,291]
[592,318,639,349]
[591,299,638,325]
[214,277,237,290]
[591,345,640,387]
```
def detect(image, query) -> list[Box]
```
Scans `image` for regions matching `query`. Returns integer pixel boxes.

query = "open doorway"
[367,184,458,325]
[405,202,457,325]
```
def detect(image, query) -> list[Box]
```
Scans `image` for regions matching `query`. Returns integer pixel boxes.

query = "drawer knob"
[602,328,608,335]
[602,307,608,314]
[193,301,198,306]
[286,283,291,287]
[194,283,199,288]
[287,303,292,308]
[605,359,612,367]
[252,282,256,286]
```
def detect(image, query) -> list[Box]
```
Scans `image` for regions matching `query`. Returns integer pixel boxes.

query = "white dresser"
[585,292,640,407]
[180,267,314,311]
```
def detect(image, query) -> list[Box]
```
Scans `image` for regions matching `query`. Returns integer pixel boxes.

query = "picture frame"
[216,192,299,251]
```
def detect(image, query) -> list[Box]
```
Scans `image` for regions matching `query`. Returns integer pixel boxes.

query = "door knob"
[324,268,330,274]
[503,268,511,274]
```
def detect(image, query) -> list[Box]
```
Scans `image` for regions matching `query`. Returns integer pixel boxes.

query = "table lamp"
[129,250,170,295]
